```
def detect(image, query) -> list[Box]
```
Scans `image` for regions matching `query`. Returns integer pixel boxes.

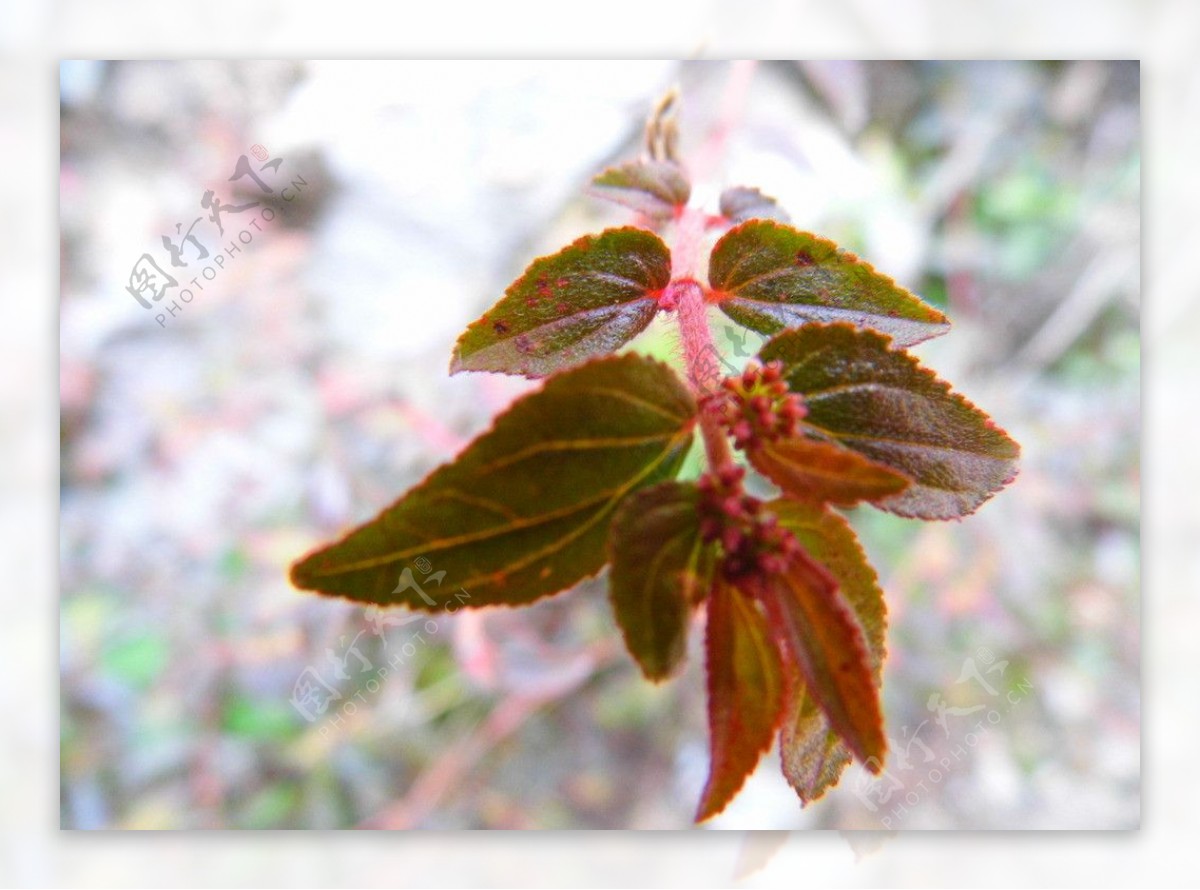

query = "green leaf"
[761,322,1020,519]
[750,547,885,769]
[708,220,950,346]
[608,482,715,681]
[451,227,671,378]
[696,578,785,822]
[770,499,887,804]
[590,160,691,218]
[719,186,790,224]
[747,435,910,506]
[291,355,696,608]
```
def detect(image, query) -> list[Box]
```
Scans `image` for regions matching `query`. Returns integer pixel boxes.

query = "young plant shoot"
[290,94,1019,822]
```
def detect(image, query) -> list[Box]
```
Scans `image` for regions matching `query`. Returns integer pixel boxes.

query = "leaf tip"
[287,551,317,592]
[694,757,755,823]
[694,792,728,824]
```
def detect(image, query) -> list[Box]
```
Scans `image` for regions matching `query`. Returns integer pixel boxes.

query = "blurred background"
[59,60,1139,830]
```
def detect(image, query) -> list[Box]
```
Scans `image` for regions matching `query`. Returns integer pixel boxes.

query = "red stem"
[666,61,757,472]
[667,225,733,469]
[662,61,753,474]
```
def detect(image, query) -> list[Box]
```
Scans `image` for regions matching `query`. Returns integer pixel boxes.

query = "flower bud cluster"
[697,463,801,582]
[703,361,806,451]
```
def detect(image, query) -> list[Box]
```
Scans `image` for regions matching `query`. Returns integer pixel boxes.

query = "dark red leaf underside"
[696,578,785,822]
[750,548,885,769]
[748,435,911,506]
[770,500,888,803]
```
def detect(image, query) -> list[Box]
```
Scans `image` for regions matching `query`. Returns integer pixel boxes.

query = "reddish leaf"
[590,160,691,218]
[761,322,1020,519]
[608,482,715,680]
[770,499,887,803]
[750,548,885,768]
[781,692,850,806]
[451,227,671,378]
[708,220,949,346]
[291,355,696,609]
[748,435,910,506]
[697,578,786,822]
[719,186,790,224]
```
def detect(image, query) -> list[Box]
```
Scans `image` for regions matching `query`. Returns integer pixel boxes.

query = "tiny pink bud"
[720,463,745,485]
[760,554,786,575]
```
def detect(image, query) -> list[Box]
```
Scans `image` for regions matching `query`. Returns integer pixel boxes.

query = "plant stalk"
[668,60,759,474]
[669,206,734,470]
